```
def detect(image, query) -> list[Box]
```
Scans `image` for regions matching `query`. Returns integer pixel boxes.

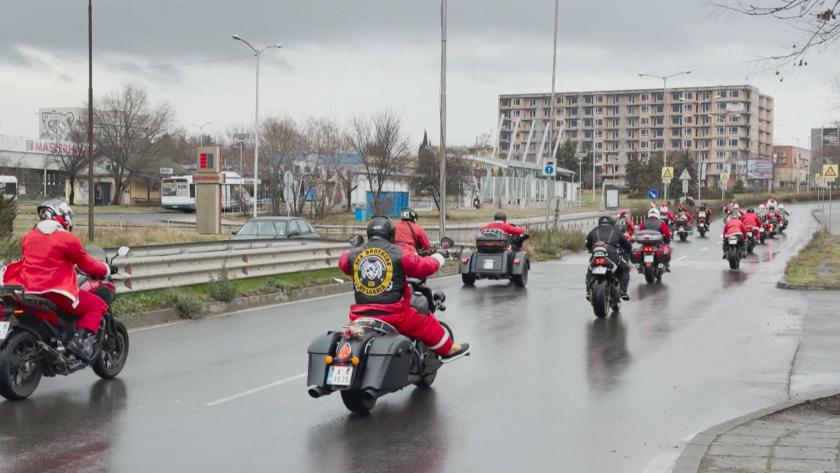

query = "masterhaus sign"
[0,134,81,155]
[192,174,226,183]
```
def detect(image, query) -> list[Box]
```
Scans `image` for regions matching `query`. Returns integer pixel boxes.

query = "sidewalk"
[677,393,840,473]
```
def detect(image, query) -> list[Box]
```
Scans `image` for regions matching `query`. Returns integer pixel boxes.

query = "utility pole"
[547,0,559,211]
[87,0,95,241]
[439,0,447,237]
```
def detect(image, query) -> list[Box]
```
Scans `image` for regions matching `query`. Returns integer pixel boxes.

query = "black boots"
[66,328,94,363]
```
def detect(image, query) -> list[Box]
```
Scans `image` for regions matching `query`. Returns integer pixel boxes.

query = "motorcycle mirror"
[440,237,454,250]
[117,246,129,257]
[348,235,365,247]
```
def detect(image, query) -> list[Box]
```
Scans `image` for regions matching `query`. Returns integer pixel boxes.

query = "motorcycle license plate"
[592,267,607,275]
[679,227,684,231]
[327,366,353,386]
[643,255,654,263]
[729,238,738,244]
[482,260,494,269]
[0,322,9,341]
[759,228,764,233]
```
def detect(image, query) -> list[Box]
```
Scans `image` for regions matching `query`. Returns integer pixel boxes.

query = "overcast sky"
[1,0,837,148]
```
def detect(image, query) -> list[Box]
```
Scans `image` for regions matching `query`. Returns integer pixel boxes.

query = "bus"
[0,176,17,200]
[161,172,251,212]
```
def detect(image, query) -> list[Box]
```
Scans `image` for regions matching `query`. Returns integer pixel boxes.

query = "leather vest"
[642,218,662,232]
[346,238,406,305]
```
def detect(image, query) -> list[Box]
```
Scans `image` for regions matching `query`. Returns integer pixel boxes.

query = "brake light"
[594,258,605,265]
[461,258,469,264]
[644,246,654,252]
[656,251,662,257]
[634,251,641,258]
[337,344,351,359]
[514,258,521,264]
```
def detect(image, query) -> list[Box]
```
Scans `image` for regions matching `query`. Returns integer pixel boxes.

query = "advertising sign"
[746,159,774,180]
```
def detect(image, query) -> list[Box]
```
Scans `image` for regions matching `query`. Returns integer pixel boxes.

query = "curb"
[673,390,840,473]
[122,264,462,329]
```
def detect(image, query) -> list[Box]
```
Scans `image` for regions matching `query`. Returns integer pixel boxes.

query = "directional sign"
[679,169,691,181]
[816,174,822,187]
[823,164,838,183]
[648,189,659,200]
[661,167,674,180]
[574,152,588,159]
[543,158,556,177]
[720,172,730,182]
[682,179,689,194]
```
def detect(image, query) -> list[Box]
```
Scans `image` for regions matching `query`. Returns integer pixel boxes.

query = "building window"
[672,116,682,125]
[716,151,725,159]
[672,104,682,113]
[728,126,738,134]
[514,110,521,117]
[730,90,740,98]
[584,96,593,104]
[654,117,664,125]
[501,132,510,140]
[555,120,562,127]
[672,92,682,100]
[596,95,604,103]
[502,99,510,107]
[684,140,692,148]
[594,118,603,126]
[716,126,725,135]
[684,116,693,124]
[717,91,726,99]
[703,92,710,101]
[595,142,603,149]
[569,108,578,116]
[685,104,693,111]
[514,143,520,150]
[729,115,739,122]
[595,107,603,115]
[627,118,637,126]
[641,151,651,158]
[585,107,593,116]
[570,131,578,139]
[717,139,725,147]
[627,106,636,115]
[685,92,693,99]
[558,109,565,116]
[628,95,636,103]
[717,115,727,123]
[654,141,664,149]
[641,93,650,101]
[729,151,739,158]
[595,130,603,138]
[641,105,651,113]
[584,119,593,127]
[654,105,664,114]
[568,97,578,105]
[569,120,578,127]
[529,99,536,106]
[641,117,650,125]
[641,141,650,149]
[684,129,692,136]
[716,103,726,111]
[700,151,709,160]
[716,163,724,170]
[502,144,509,151]
[584,130,593,138]
[556,96,564,104]
[513,99,521,106]
[641,129,650,137]
[672,128,681,137]
[702,140,710,148]
[729,139,739,147]
[655,93,664,102]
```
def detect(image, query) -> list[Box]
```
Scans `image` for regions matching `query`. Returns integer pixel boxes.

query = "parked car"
[232,217,320,240]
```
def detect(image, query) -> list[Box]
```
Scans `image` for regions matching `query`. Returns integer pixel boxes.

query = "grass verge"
[784,231,840,287]
[524,227,586,260]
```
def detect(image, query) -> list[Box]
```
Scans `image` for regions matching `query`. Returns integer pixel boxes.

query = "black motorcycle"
[460,230,530,287]
[674,216,693,242]
[725,234,745,270]
[306,237,462,414]
[631,230,667,284]
[588,245,622,319]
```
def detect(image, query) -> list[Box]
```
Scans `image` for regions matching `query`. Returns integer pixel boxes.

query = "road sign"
[648,189,659,200]
[543,158,556,177]
[823,164,838,183]
[160,167,174,175]
[679,169,691,181]
[661,167,674,180]
[720,172,730,182]
[574,152,587,159]
[682,179,688,194]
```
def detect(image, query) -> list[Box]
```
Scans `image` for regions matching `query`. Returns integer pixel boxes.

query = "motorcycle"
[307,237,460,414]
[696,212,709,238]
[631,230,667,284]
[745,227,758,254]
[460,230,529,287]
[588,245,622,319]
[674,215,693,242]
[725,234,744,270]
[0,246,130,401]
[765,217,779,240]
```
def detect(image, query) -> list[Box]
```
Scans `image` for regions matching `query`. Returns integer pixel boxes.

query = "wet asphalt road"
[0,204,827,473]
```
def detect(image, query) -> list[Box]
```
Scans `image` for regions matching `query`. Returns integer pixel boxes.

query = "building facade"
[772,145,810,189]
[497,85,774,185]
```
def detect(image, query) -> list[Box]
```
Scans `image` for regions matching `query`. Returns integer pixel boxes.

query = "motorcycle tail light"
[324,356,333,364]
[514,258,521,264]
[656,251,662,257]
[594,258,605,265]
[634,251,641,258]
[461,258,468,264]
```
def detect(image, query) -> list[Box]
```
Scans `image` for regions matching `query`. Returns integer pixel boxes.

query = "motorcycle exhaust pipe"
[363,389,386,402]
[657,263,664,269]
[308,387,332,399]
[36,341,64,365]
[634,263,640,269]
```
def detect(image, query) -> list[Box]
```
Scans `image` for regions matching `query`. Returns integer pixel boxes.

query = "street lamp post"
[191,122,212,147]
[232,35,281,217]
[639,71,692,203]
[88,0,95,241]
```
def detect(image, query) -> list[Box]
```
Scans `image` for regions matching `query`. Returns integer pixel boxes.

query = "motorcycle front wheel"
[0,331,44,401]
[93,320,130,380]
[591,280,609,319]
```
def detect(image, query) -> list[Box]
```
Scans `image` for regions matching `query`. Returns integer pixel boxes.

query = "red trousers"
[350,309,454,355]
[44,291,108,333]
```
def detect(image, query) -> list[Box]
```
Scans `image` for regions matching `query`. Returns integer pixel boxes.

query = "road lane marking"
[676,256,687,261]
[700,247,708,252]
[205,373,306,407]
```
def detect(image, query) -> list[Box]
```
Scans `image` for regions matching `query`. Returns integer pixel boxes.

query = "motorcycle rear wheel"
[699,229,706,238]
[591,280,609,319]
[679,234,687,242]
[644,269,655,284]
[728,249,739,270]
[512,262,529,288]
[461,273,476,286]
[93,320,129,380]
[0,331,43,401]
[760,235,766,244]
[341,390,376,414]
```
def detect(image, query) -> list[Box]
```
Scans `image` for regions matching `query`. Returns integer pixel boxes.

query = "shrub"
[161,290,204,319]
[208,263,238,302]
[112,297,146,321]
[266,277,293,294]
[526,227,586,258]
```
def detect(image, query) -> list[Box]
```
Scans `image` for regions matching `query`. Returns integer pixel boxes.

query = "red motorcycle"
[0,246,130,401]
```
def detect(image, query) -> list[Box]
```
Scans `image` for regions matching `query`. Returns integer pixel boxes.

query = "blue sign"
[648,189,659,200]
[544,165,555,176]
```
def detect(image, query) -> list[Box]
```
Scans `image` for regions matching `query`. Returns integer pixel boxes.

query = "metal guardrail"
[113,240,349,293]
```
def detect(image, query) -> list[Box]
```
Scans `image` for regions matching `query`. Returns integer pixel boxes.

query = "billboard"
[747,159,774,180]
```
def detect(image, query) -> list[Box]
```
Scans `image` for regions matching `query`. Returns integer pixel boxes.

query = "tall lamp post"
[232,35,281,217]
[87,0,95,240]
[191,122,212,147]
[439,0,447,236]
[638,71,691,203]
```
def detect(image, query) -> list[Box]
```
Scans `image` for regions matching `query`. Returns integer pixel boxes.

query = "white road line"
[205,373,307,407]
[676,256,687,261]
[700,247,708,252]
[470,315,497,324]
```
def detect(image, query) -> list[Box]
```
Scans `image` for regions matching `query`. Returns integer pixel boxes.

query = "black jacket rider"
[585,219,632,299]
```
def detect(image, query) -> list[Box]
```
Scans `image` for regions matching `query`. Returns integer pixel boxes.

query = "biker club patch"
[353,248,394,296]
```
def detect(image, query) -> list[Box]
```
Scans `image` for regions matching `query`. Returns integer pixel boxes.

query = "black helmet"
[494,211,507,222]
[598,215,614,226]
[366,216,395,241]
[400,207,418,223]
[747,208,755,214]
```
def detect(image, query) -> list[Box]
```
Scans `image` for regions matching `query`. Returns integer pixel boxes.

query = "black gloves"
[435,248,450,259]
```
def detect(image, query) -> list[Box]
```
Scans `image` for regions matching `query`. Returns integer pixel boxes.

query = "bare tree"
[711,0,838,68]
[306,117,350,219]
[260,116,310,216]
[413,140,475,211]
[94,85,173,205]
[346,109,410,215]
[47,126,91,205]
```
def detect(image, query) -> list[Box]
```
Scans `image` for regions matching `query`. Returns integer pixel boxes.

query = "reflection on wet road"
[0,205,823,473]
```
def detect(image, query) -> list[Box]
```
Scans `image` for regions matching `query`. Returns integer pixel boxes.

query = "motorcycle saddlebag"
[307,331,343,387]
[359,334,414,392]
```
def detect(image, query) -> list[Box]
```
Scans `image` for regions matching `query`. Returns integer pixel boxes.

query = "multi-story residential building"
[497,85,774,185]
[772,145,810,189]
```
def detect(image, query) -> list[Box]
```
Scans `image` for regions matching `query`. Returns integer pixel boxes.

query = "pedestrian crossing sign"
[661,167,674,179]
[823,164,838,183]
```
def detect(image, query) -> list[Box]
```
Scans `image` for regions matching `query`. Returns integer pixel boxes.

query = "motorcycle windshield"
[85,245,107,263]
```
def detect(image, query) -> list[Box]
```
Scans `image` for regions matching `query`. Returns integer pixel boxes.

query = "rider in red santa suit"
[722,215,748,258]
[338,216,471,362]
[740,208,762,240]
[394,207,431,255]
[2,201,111,362]
[480,211,526,236]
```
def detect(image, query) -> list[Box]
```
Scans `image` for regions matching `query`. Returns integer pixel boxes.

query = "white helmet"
[648,208,661,219]
[759,204,765,210]
[779,204,785,210]
[733,203,740,210]
[37,200,74,231]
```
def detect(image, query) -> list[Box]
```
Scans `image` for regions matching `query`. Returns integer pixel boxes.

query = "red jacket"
[675,211,693,222]
[617,215,635,236]
[481,221,526,236]
[660,211,675,222]
[723,218,747,237]
[394,221,431,254]
[740,213,762,231]
[338,243,444,316]
[2,221,109,306]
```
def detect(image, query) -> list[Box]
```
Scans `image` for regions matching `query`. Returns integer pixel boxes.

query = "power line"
[0,54,254,75]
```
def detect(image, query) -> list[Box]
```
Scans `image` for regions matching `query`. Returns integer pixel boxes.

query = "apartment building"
[497,85,774,185]
[772,145,810,189]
